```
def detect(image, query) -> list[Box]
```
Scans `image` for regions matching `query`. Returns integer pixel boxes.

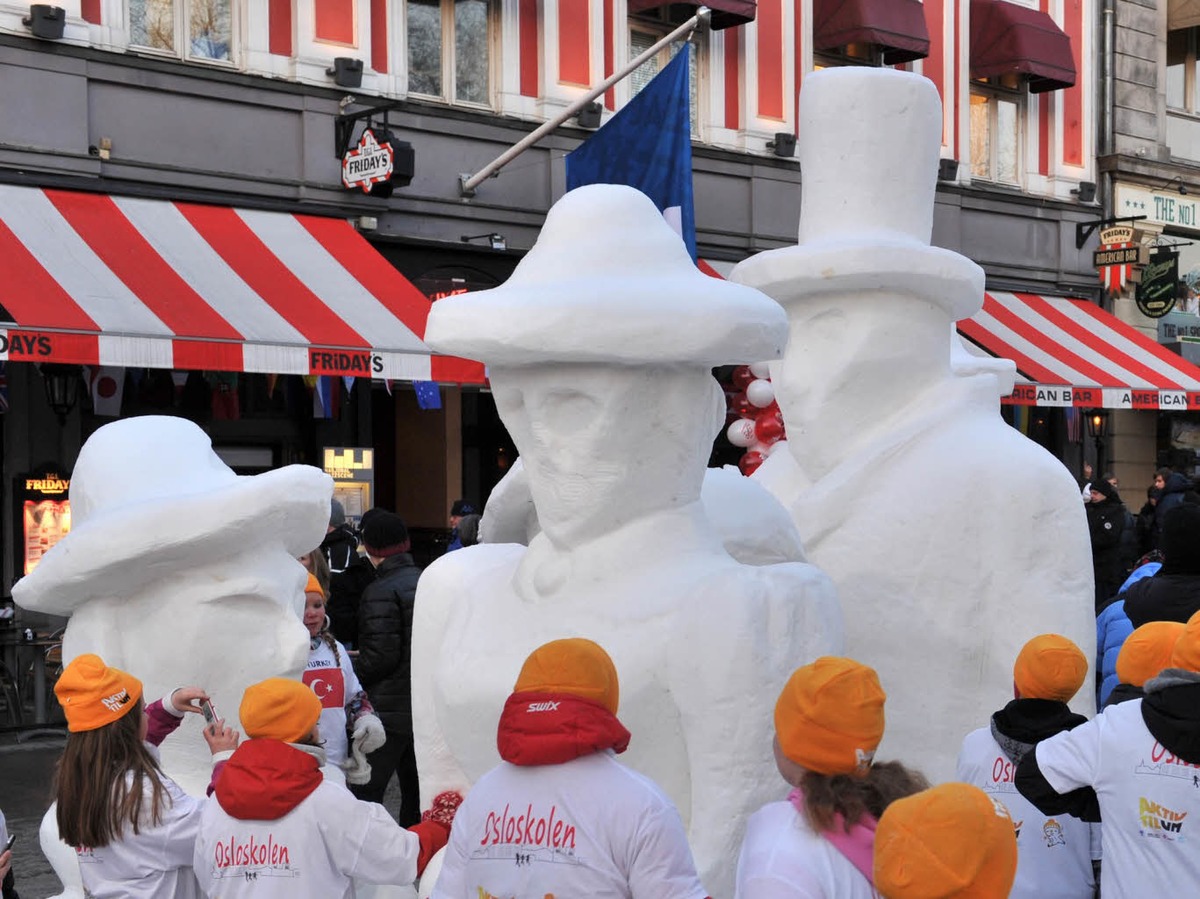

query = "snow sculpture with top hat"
[13,416,332,898]
[734,67,1095,782]
[411,183,843,898]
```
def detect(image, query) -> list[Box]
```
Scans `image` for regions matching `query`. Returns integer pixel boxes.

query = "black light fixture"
[461,233,507,251]
[1159,175,1189,196]
[766,132,796,158]
[1071,181,1097,203]
[40,364,81,424]
[23,5,66,40]
[1086,408,1108,475]
[327,57,364,89]
[938,158,960,181]
[576,101,603,129]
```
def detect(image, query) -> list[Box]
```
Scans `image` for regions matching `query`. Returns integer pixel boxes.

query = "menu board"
[20,470,71,575]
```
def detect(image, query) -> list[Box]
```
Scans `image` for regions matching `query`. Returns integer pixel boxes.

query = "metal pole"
[459,7,711,197]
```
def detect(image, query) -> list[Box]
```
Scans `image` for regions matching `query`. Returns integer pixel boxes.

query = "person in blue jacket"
[1096,559,1161,707]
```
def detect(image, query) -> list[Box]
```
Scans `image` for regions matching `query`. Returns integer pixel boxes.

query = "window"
[969,77,1022,185]
[129,0,233,61]
[629,24,700,131]
[407,0,492,106]
[1168,28,1200,113]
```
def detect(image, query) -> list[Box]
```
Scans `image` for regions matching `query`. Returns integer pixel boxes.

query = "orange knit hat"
[514,638,620,714]
[875,783,1018,899]
[305,573,325,597]
[239,677,322,743]
[1171,610,1200,672]
[774,657,885,777]
[55,653,144,733]
[1118,621,1186,686]
[1013,634,1088,702]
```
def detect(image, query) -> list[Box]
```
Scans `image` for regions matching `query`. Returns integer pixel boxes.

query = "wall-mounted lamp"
[1071,181,1097,204]
[937,158,960,181]
[766,132,796,158]
[327,57,364,89]
[576,101,603,129]
[1159,175,1189,196]
[462,233,507,251]
[40,364,81,424]
[23,5,66,40]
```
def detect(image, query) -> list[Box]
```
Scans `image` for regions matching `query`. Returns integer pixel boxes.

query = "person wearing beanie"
[1017,611,1200,896]
[321,497,359,574]
[1152,469,1192,548]
[301,573,385,782]
[445,499,477,552]
[1087,479,1127,611]
[351,509,423,820]
[735,658,928,899]
[194,677,460,898]
[874,783,1018,898]
[52,653,238,899]
[1094,558,1162,708]
[432,638,709,899]
[326,506,383,648]
[1104,620,1186,707]
[1125,502,1200,627]
[956,635,1098,898]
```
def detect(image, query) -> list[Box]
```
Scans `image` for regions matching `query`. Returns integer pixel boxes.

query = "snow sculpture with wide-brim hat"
[734,67,1095,782]
[410,184,843,898]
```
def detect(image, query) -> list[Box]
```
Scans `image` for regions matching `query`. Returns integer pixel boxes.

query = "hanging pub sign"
[1095,224,1144,293]
[342,128,394,193]
[1136,250,1180,319]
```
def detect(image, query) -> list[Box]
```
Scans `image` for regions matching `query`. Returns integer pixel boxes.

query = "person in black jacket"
[351,510,423,825]
[321,498,360,573]
[1152,469,1191,549]
[1087,479,1126,611]
[1124,502,1200,628]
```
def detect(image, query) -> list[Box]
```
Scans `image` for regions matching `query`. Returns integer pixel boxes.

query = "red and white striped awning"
[959,291,1200,410]
[0,185,485,383]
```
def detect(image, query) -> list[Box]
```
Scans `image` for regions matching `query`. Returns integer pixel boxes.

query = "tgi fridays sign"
[341,129,393,193]
[1006,384,1200,410]
[1095,224,1139,293]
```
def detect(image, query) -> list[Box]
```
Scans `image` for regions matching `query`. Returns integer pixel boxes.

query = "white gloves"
[352,713,387,755]
[342,740,372,785]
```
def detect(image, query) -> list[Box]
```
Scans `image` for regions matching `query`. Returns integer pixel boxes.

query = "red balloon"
[731,393,755,418]
[738,450,765,476]
[731,365,755,391]
[755,410,786,444]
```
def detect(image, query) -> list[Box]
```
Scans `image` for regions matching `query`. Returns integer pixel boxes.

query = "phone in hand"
[200,700,219,730]
[4,833,15,852]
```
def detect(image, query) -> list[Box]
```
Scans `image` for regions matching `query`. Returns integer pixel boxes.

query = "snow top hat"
[424,184,789,366]
[13,416,333,616]
[731,68,984,320]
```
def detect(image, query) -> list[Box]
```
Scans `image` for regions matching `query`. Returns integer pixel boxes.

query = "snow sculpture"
[14,416,331,895]
[735,68,1096,782]
[413,184,843,897]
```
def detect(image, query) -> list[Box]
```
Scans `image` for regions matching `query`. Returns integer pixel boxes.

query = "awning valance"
[958,292,1200,410]
[969,0,1076,93]
[627,0,755,30]
[0,185,485,383]
[813,0,930,64]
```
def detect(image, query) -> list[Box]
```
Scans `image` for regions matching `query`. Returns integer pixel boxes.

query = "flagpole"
[459,7,711,197]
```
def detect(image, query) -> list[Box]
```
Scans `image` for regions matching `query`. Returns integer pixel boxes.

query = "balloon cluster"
[724,363,785,476]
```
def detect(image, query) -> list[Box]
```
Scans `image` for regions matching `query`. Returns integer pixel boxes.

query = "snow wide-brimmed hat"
[424,184,789,367]
[13,416,332,616]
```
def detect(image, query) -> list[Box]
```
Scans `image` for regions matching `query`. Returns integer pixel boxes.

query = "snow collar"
[214,739,324,821]
[497,691,631,766]
[1141,679,1200,766]
[990,698,1086,765]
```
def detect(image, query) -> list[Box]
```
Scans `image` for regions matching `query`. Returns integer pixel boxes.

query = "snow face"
[416,185,843,898]
[736,68,1096,782]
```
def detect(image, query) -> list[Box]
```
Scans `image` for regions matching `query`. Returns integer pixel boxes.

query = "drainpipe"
[1100,0,1115,215]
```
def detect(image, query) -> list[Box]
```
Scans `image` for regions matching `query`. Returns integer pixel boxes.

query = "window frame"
[126,0,239,67]
[1168,27,1200,115]
[405,0,497,109]
[968,76,1025,188]
[627,10,704,135]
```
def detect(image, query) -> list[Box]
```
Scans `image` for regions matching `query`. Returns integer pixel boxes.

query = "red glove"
[421,790,464,829]
[407,791,464,875]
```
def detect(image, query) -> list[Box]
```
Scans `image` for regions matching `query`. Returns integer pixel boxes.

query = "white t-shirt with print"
[1034,697,1200,897]
[304,637,362,767]
[432,751,708,899]
[734,800,875,899]
[957,726,1097,898]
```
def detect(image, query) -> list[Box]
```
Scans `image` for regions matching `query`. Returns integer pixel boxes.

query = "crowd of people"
[7,479,1200,897]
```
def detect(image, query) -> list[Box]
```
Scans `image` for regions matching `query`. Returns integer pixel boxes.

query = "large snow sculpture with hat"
[411,183,843,897]
[14,416,332,785]
[734,67,1095,781]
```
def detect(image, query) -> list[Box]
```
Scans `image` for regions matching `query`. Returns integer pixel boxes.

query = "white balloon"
[749,362,772,379]
[746,379,775,408]
[726,418,757,448]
